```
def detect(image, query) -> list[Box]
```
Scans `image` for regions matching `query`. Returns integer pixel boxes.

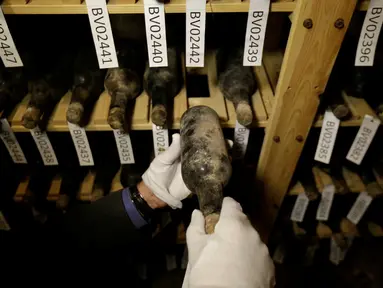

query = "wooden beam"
[255,0,358,241]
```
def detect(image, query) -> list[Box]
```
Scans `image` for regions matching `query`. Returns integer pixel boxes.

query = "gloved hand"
[142,133,191,209]
[183,197,275,288]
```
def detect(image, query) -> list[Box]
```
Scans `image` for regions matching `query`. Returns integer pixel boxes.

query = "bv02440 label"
[0,8,23,67]
[144,0,168,67]
[243,0,270,66]
[186,0,206,67]
[113,129,135,164]
[86,0,119,69]
[152,124,169,157]
[0,119,27,164]
[233,121,250,160]
[30,127,58,166]
[68,122,94,166]
[355,0,383,66]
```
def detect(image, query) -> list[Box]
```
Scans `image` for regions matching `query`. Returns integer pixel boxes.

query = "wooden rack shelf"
[8,52,270,132]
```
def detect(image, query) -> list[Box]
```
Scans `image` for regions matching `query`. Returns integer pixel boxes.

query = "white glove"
[142,133,191,209]
[183,197,275,288]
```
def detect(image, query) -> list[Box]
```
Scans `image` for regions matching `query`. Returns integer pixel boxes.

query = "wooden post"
[255,0,358,241]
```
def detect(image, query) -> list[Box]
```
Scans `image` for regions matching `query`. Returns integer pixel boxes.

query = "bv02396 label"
[30,127,58,166]
[0,119,27,164]
[113,129,135,164]
[355,0,383,66]
[243,0,270,66]
[152,123,169,157]
[86,0,118,69]
[290,193,309,222]
[233,121,250,160]
[346,115,381,165]
[314,111,340,164]
[144,0,168,67]
[186,0,206,67]
[0,8,23,67]
[347,191,373,225]
[68,122,94,166]
[316,185,335,221]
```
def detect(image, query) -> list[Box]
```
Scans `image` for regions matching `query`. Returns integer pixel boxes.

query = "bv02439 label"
[0,119,27,164]
[314,111,340,164]
[355,0,383,66]
[144,0,168,67]
[86,0,119,69]
[233,121,250,160]
[68,122,94,166]
[30,127,58,166]
[113,129,135,164]
[152,123,169,157]
[186,0,206,67]
[243,0,270,66]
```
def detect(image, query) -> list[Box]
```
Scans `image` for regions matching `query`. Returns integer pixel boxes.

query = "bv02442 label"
[68,122,94,166]
[186,0,206,67]
[144,0,168,67]
[113,129,135,164]
[86,0,119,69]
[152,124,169,157]
[30,127,58,166]
[0,119,27,164]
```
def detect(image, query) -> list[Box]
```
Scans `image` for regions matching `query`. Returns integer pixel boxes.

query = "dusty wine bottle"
[217,48,256,127]
[180,106,232,233]
[144,47,182,126]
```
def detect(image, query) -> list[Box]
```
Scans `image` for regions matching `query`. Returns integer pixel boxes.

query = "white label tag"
[186,0,206,67]
[314,111,340,164]
[355,0,383,66]
[68,122,94,166]
[290,193,309,222]
[144,0,168,67]
[0,211,10,231]
[86,0,119,69]
[272,244,285,264]
[329,236,354,265]
[347,191,373,225]
[0,119,27,164]
[243,0,270,66]
[346,115,381,165]
[316,185,335,221]
[113,129,135,164]
[0,8,23,67]
[152,123,169,157]
[233,121,250,160]
[30,127,58,166]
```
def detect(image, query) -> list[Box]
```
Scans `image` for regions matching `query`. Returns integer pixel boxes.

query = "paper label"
[316,185,335,221]
[0,8,23,67]
[314,111,340,164]
[30,127,58,166]
[0,119,27,164]
[330,236,354,265]
[233,121,250,159]
[347,191,373,225]
[68,122,94,166]
[186,0,206,67]
[346,115,380,165]
[290,193,309,222]
[355,0,383,66]
[86,0,119,69]
[272,244,285,264]
[113,129,135,164]
[0,211,10,231]
[152,124,169,157]
[144,0,168,67]
[243,0,270,66]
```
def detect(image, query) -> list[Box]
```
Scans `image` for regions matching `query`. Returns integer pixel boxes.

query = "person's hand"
[183,197,275,288]
[141,133,191,209]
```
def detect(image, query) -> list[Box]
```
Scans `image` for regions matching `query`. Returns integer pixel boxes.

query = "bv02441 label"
[355,0,383,66]
[68,122,94,166]
[86,0,119,69]
[0,119,27,164]
[0,8,23,67]
[152,124,169,157]
[233,121,250,160]
[113,129,135,164]
[314,111,340,164]
[346,115,381,165]
[186,0,206,67]
[144,0,168,67]
[30,127,58,166]
[243,0,270,66]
